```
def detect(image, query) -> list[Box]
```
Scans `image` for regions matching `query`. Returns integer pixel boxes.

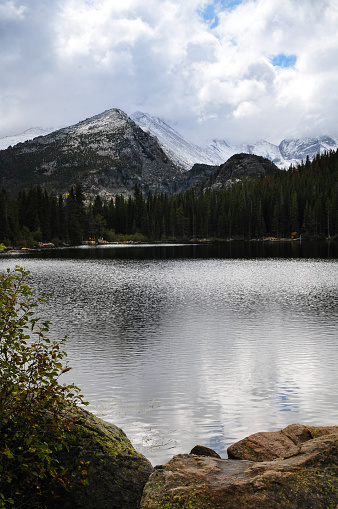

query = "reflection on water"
[9,240,338,260]
[1,243,338,465]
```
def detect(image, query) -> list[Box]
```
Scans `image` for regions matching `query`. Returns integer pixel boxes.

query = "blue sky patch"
[271,54,297,68]
[219,0,244,9]
[200,0,244,28]
[201,4,220,28]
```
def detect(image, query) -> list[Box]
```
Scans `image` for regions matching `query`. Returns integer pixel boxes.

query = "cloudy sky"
[1,0,338,143]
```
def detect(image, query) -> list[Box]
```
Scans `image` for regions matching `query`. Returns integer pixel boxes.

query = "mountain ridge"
[131,111,338,170]
[0,109,184,196]
[0,108,337,198]
[2,111,337,172]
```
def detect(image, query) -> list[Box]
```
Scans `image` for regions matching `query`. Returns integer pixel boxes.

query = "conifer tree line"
[0,149,337,246]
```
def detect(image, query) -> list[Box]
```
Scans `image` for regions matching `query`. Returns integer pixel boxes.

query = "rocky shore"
[49,408,338,509]
[141,424,338,508]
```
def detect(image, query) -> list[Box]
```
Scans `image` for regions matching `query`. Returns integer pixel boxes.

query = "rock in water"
[190,445,221,458]
[47,407,153,509]
[140,424,338,508]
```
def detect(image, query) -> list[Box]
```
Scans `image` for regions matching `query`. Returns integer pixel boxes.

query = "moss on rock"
[47,407,153,509]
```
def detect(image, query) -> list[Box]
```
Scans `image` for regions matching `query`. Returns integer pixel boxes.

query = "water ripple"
[1,253,337,465]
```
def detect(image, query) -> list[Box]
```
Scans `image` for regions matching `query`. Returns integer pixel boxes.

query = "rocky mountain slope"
[1,108,336,197]
[0,109,184,196]
[3,111,337,172]
[130,111,220,169]
[196,153,279,191]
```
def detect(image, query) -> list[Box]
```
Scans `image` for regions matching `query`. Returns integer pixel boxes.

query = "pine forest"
[1,149,337,247]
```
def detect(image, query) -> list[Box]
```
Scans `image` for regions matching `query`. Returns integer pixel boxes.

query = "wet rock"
[190,445,221,458]
[140,425,338,508]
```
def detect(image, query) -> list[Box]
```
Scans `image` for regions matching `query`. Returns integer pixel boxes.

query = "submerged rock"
[140,424,338,508]
[47,407,153,509]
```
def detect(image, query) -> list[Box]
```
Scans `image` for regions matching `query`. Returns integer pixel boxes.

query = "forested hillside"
[0,150,337,246]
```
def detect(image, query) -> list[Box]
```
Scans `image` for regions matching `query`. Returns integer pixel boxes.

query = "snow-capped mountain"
[1,109,337,179]
[130,112,222,169]
[131,112,338,169]
[0,109,183,196]
[279,136,338,162]
[0,127,58,151]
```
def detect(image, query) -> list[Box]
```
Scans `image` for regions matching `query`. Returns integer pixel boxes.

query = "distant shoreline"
[1,236,337,255]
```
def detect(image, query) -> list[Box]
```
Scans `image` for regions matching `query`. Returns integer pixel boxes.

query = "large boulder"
[140,424,338,508]
[227,423,338,461]
[47,407,153,509]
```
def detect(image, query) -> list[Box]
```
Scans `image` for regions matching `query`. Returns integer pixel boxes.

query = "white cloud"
[233,100,258,119]
[0,0,338,144]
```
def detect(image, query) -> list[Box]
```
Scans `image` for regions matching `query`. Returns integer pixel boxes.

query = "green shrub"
[0,266,87,508]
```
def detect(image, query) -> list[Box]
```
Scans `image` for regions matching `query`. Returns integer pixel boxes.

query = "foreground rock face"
[140,424,338,508]
[47,407,153,509]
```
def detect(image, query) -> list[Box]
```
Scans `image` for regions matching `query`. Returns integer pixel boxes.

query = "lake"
[1,241,338,466]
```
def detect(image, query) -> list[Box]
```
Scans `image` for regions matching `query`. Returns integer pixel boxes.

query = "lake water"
[1,242,338,466]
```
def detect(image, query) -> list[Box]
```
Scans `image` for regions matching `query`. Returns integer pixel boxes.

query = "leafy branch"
[0,266,88,508]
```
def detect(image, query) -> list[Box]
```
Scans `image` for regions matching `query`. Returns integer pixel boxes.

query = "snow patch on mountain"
[0,127,58,150]
[0,110,131,151]
[132,112,338,170]
[131,111,223,169]
[206,139,237,163]
[131,112,296,169]
[279,136,338,161]
[206,139,297,168]
[69,109,131,136]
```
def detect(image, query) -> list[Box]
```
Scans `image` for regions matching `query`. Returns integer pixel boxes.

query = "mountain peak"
[0,108,183,196]
[65,108,132,136]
